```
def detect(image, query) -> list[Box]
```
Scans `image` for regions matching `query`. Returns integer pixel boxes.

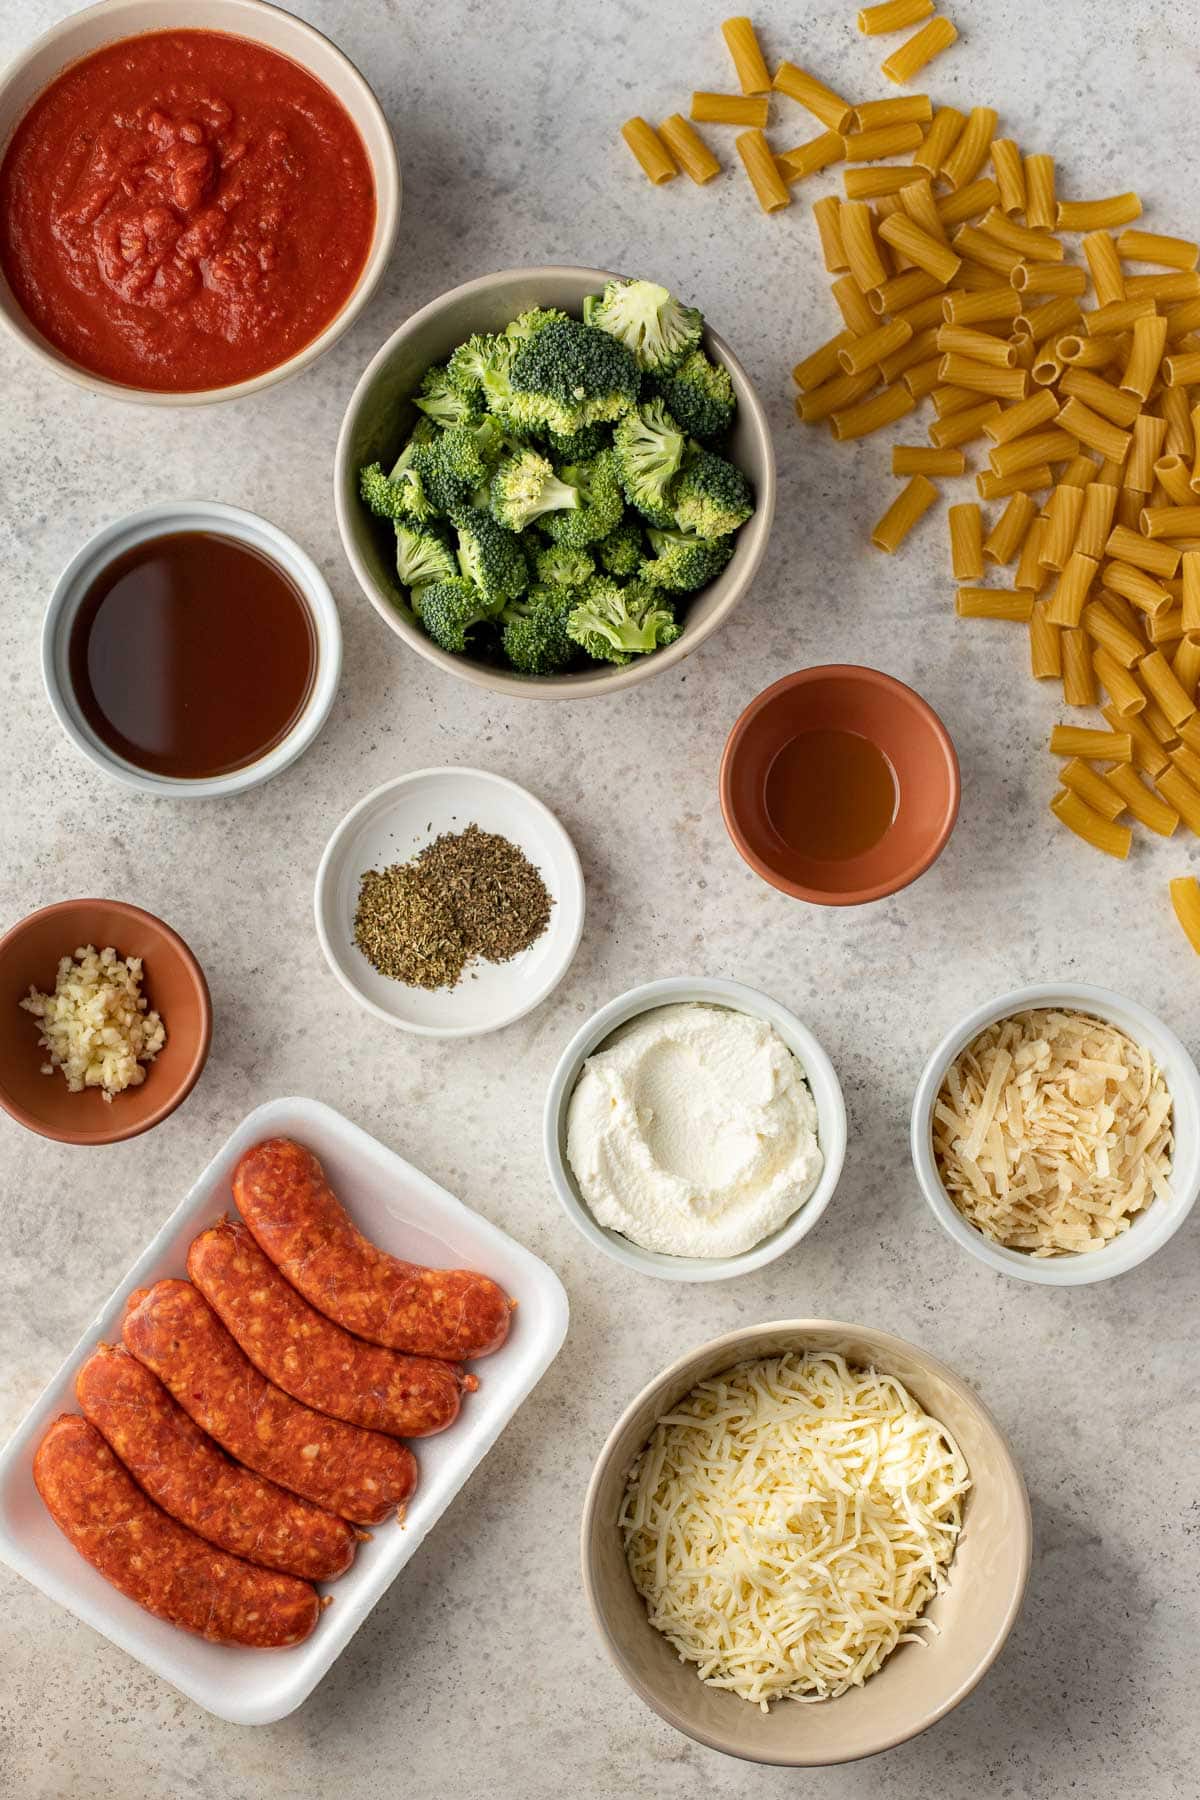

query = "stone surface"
[1,2,1197,1796]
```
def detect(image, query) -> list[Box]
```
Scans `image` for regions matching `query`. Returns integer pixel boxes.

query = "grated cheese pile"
[934,1009,1172,1257]
[619,1352,969,1709]
[20,944,166,1102]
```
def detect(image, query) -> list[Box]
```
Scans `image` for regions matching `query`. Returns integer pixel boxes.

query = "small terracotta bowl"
[720,666,960,906]
[0,900,211,1145]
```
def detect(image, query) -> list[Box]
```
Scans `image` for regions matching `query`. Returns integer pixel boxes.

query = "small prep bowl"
[0,0,400,405]
[0,899,211,1146]
[582,1319,1030,1766]
[912,981,1200,1287]
[43,501,342,799]
[314,767,585,1038]
[334,265,775,698]
[720,666,959,906]
[543,976,846,1281]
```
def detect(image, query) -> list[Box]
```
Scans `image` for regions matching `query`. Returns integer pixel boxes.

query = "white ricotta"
[565,1002,823,1258]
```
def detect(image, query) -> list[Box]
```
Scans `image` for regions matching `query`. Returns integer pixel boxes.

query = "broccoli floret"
[504,306,571,347]
[566,576,681,663]
[593,520,644,577]
[395,520,457,591]
[415,577,495,654]
[640,527,735,593]
[413,363,483,429]
[446,334,500,402]
[390,416,438,473]
[479,337,553,438]
[535,543,596,588]
[541,450,625,549]
[652,348,736,443]
[453,509,529,605]
[500,586,578,675]
[583,278,703,375]
[411,422,499,515]
[508,318,641,435]
[547,421,606,461]
[359,460,436,524]
[490,448,581,533]
[672,447,754,538]
[612,398,686,527]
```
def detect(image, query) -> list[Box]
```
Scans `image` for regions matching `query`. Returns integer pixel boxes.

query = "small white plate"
[315,768,585,1037]
[0,1096,569,1724]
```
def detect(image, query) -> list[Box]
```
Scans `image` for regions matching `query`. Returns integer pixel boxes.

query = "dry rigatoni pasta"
[881,15,958,84]
[894,445,966,475]
[841,201,889,290]
[1083,233,1126,308]
[858,0,935,30]
[977,464,1054,500]
[956,588,1034,620]
[929,399,1003,446]
[1023,155,1055,231]
[853,94,934,130]
[1106,766,1176,833]
[1093,645,1146,714]
[1050,723,1132,760]
[1051,790,1133,857]
[1057,397,1132,463]
[813,195,850,271]
[871,473,939,550]
[772,62,854,131]
[878,213,961,283]
[1170,876,1200,948]
[1076,483,1120,559]
[1062,627,1098,705]
[1057,193,1143,232]
[991,139,1026,215]
[658,115,721,184]
[843,166,926,198]
[937,177,1000,228]
[839,316,913,373]
[1140,648,1197,726]
[915,106,965,176]
[1059,368,1141,427]
[621,119,678,184]
[843,122,927,161]
[830,383,916,439]
[691,91,769,126]
[944,287,1021,326]
[736,130,791,212]
[779,130,845,182]
[1060,757,1125,818]
[949,501,985,577]
[942,108,998,192]
[1030,600,1062,676]
[1045,551,1099,627]
[984,492,1038,565]
[1120,312,1169,400]
[721,16,772,93]
[1117,229,1199,270]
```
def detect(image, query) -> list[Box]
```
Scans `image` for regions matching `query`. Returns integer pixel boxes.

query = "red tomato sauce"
[0,30,376,391]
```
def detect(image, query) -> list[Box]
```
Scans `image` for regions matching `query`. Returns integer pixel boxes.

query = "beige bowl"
[0,0,400,405]
[334,267,776,698]
[582,1320,1031,1766]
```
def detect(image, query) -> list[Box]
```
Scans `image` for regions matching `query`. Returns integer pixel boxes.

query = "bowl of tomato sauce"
[0,0,400,403]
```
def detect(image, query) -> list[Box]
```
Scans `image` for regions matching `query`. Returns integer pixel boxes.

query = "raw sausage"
[76,1343,356,1581]
[33,1414,321,1648]
[233,1137,513,1360]
[122,1280,417,1526]
[188,1217,472,1438]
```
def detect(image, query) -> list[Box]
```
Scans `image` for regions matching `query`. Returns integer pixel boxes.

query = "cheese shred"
[620,1352,969,1709]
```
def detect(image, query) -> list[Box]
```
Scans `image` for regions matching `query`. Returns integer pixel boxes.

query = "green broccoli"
[534,543,596,588]
[489,448,581,532]
[412,363,482,429]
[547,422,606,462]
[453,509,529,604]
[414,577,495,654]
[508,318,641,435]
[479,336,553,437]
[640,526,735,592]
[672,447,754,538]
[566,577,681,663]
[359,460,436,524]
[583,278,703,374]
[499,585,578,675]
[411,422,499,515]
[594,521,644,578]
[504,306,570,347]
[395,520,457,590]
[446,333,500,402]
[612,397,686,526]
[651,348,736,443]
[541,450,625,548]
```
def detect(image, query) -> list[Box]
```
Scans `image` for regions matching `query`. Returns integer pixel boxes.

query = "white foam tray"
[0,1097,569,1724]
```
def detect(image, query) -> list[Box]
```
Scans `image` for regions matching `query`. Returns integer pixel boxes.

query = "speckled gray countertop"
[1,1,1198,1795]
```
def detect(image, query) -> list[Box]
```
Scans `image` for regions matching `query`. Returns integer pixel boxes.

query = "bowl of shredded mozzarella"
[912,982,1200,1286]
[581,1321,1029,1766]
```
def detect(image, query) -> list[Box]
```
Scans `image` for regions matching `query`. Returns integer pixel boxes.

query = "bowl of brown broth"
[42,502,342,797]
[719,667,960,906]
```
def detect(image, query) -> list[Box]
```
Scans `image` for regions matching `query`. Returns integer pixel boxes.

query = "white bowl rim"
[41,500,343,798]
[543,976,847,1281]
[313,765,586,1039]
[580,1315,1032,1768]
[332,263,777,699]
[0,0,401,406]
[911,980,1200,1287]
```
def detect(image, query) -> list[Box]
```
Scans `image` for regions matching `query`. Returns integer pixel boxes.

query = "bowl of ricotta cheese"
[543,977,846,1280]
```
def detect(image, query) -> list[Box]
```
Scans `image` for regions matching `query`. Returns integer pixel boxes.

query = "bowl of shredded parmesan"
[582,1321,1030,1766]
[912,983,1200,1286]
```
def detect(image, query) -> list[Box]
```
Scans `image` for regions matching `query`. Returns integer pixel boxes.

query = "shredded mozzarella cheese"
[934,1009,1172,1256]
[620,1352,969,1709]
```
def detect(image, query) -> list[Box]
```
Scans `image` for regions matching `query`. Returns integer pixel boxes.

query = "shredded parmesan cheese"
[619,1352,969,1709]
[934,1009,1173,1257]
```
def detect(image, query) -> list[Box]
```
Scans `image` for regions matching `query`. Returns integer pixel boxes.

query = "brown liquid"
[764,729,897,860]
[69,531,317,779]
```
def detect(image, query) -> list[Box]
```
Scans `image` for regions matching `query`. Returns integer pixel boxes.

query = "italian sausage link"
[234,1137,513,1360]
[188,1217,472,1437]
[122,1280,417,1526]
[76,1343,357,1582]
[34,1415,321,1648]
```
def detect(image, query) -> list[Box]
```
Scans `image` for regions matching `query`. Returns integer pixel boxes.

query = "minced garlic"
[20,944,165,1102]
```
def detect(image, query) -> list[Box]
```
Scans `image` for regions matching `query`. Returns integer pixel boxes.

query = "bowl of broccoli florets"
[334,269,775,695]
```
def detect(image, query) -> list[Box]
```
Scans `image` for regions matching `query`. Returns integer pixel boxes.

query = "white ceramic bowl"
[911,981,1200,1286]
[0,0,400,405]
[42,500,342,798]
[334,265,776,698]
[543,977,846,1281]
[314,767,585,1037]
